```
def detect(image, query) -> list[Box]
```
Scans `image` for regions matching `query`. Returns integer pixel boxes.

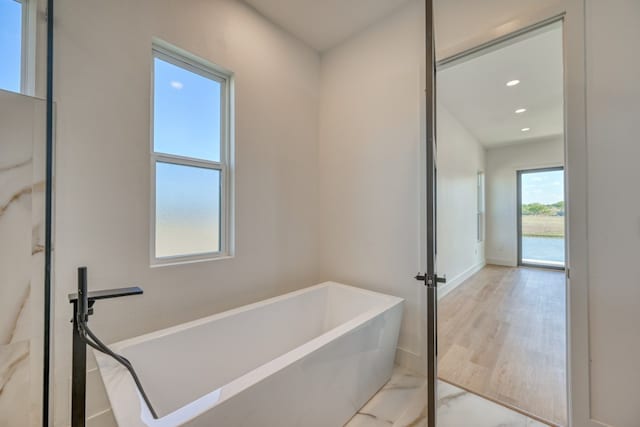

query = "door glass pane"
[155,162,221,258]
[521,169,565,266]
[153,57,221,161]
[0,0,23,93]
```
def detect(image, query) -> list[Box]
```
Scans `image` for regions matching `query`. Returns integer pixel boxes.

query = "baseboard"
[486,257,517,267]
[438,261,486,300]
[86,409,116,427]
[63,409,117,427]
[395,347,424,375]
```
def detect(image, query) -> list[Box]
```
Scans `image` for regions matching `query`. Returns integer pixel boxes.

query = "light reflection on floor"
[345,366,550,427]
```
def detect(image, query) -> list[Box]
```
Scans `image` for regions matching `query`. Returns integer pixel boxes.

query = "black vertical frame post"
[43,0,54,425]
[71,268,87,427]
[424,1,438,426]
[70,317,86,427]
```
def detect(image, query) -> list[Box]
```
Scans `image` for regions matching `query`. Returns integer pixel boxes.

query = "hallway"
[438,266,566,426]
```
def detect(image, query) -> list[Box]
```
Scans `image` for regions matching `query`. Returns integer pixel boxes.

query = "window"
[0,0,25,93]
[477,171,485,242]
[151,45,233,264]
[517,167,565,268]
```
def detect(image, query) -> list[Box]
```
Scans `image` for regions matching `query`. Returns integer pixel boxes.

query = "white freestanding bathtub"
[94,282,403,427]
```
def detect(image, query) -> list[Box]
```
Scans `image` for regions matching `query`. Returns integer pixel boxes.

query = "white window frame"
[477,171,485,242]
[150,42,235,266]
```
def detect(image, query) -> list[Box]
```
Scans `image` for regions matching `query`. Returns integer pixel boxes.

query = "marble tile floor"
[345,366,550,427]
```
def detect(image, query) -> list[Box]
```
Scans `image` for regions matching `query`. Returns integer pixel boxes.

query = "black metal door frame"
[423,1,438,426]
[43,0,55,425]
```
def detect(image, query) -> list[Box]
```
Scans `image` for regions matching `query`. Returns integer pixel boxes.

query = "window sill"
[150,254,234,268]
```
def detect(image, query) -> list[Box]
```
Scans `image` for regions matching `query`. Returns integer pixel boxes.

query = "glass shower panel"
[0,90,46,426]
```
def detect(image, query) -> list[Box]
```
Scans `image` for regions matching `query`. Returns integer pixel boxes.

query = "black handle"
[414,273,447,285]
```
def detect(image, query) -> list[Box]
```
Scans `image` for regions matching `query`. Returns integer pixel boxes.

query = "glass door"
[518,167,566,269]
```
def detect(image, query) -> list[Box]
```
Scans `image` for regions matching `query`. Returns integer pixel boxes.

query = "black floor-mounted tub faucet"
[68,267,156,427]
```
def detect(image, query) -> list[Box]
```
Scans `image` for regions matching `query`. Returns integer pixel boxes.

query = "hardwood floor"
[438,265,567,426]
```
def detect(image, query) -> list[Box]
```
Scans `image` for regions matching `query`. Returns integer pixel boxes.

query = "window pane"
[521,169,565,266]
[0,0,22,93]
[156,162,221,258]
[153,57,221,161]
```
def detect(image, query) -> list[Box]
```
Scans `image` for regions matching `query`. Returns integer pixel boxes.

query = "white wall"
[318,0,426,371]
[435,104,486,297]
[484,137,564,266]
[586,1,640,425]
[52,0,320,425]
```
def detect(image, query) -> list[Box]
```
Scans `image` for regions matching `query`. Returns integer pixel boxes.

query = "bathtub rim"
[94,281,404,427]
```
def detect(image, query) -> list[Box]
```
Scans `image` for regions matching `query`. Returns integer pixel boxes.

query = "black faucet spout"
[68,267,143,315]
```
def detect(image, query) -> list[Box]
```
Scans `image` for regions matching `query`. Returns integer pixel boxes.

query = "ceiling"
[438,24,564,148]
[243,0,411,51]
[242,1,563,147]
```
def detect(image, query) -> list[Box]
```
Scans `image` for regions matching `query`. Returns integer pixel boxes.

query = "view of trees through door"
[518,167,565,268]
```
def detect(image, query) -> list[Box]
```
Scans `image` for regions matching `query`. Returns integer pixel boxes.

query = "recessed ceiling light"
[521,127,531,132]
[170,81,184,89]
[506,79,520,87]
[515,108,527,114]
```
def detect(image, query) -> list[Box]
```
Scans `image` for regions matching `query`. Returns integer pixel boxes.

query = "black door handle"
[414,273,447,285]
